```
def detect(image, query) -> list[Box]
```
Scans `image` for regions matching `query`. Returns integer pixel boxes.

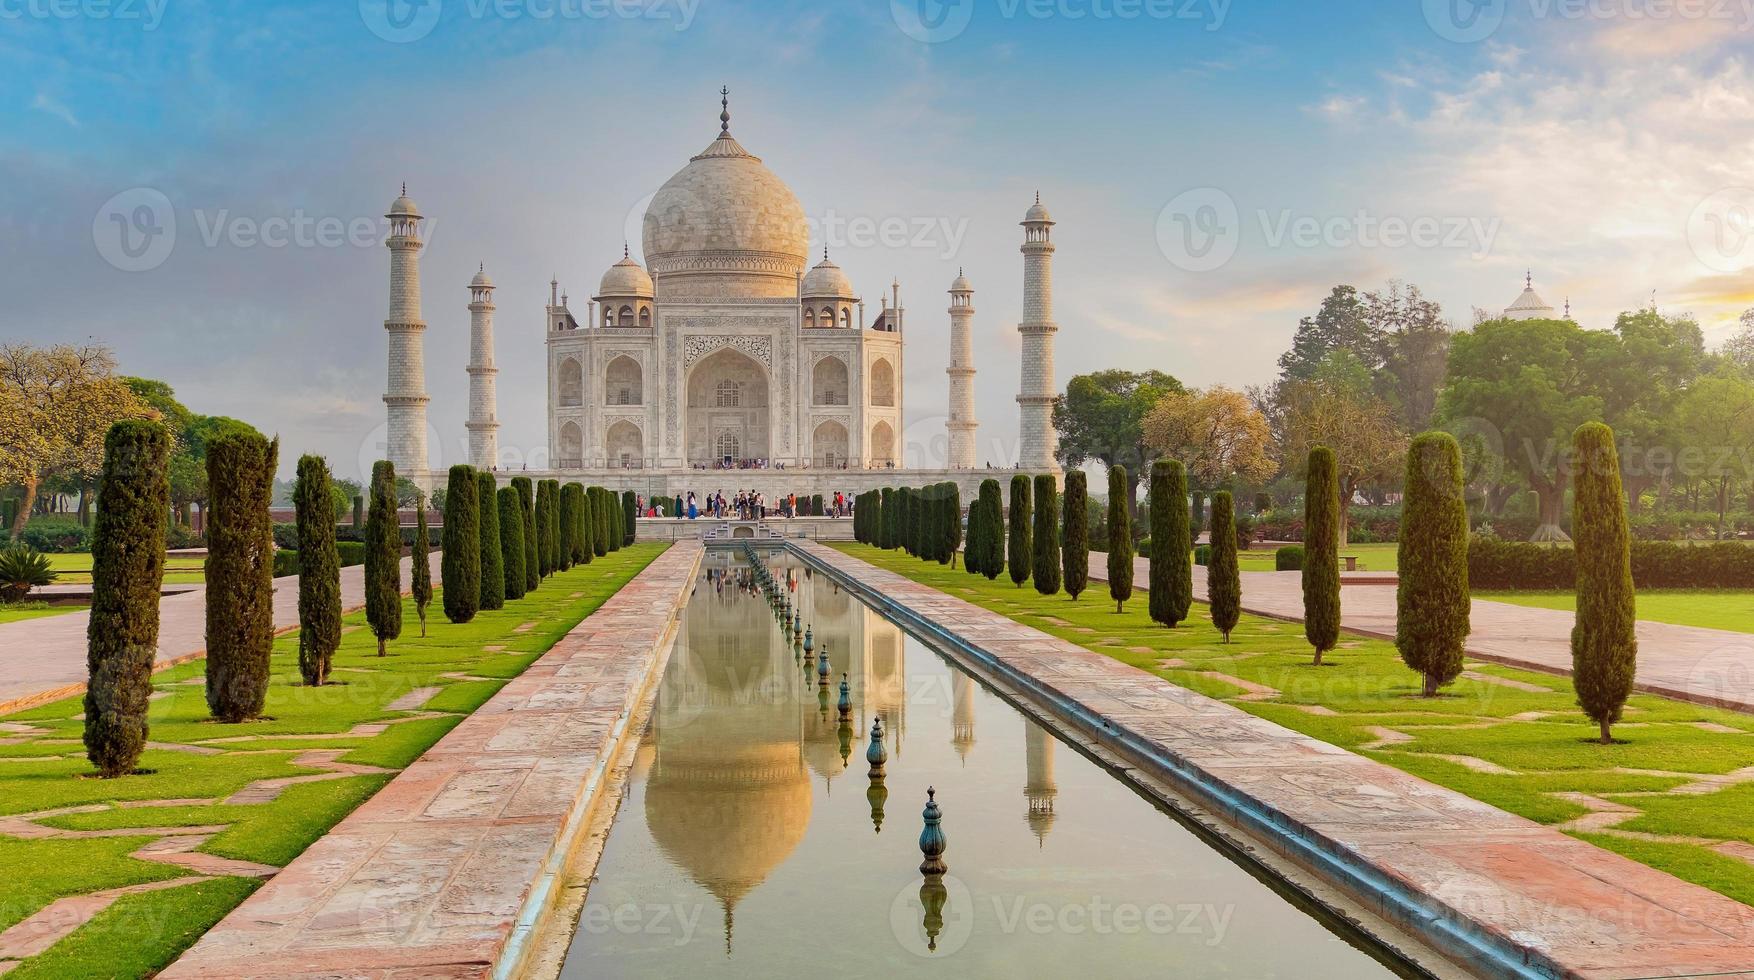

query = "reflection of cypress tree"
[1302,447,1341,665]
[1149,460,1191,627]
[498,487,526,601]
[84,419,169,777]
[441,465,481,624]
[1061,471,1087,599]
[1208,491,1240,641]
[476,470,504,610]
[1571,422,1636,744]
[293,453,341,680]
[1032,475,1060,595]
[1008,475,1031,587]
[205,430,277,722]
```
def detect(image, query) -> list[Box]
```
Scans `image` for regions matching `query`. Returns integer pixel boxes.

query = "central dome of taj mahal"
[641,92,809,301]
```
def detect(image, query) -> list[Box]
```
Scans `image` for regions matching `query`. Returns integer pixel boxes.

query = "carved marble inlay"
[683,334,773,369]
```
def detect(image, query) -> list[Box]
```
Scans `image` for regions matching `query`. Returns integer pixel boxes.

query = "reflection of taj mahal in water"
[380,92,1061,494]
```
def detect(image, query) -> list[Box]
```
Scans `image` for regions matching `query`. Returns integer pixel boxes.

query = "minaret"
[466,264,499,471]
[951,670,976,764]
[1023,721,1058,845]
[383,185,429,487]
[1017,193,1060,472]
[946,269,978,468]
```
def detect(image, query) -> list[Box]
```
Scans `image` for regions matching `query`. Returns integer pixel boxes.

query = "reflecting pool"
[559,554,1408,978]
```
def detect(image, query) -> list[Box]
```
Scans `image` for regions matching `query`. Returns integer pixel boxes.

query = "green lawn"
[1477,589,1754,634]
[45,552,207,585]
[837,543,1754,912]
[0,601,85,624]
[1235,541,1399,573]
[0,542,665,978]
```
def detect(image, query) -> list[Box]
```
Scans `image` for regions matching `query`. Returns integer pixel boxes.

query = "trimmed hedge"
[1469,538,1754,590]
[1275,545,1304,571]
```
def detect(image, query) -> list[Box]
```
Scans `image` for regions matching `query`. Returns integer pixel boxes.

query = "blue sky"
[7,0,1753,477]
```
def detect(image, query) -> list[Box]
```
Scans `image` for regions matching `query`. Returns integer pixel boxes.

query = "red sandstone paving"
[0,554,436,717]
[1085,553,1754,714]
[813,543,1754,979]
[156,543,701,980]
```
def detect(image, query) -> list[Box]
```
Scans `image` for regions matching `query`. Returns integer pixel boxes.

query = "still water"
[559,554,1406,979]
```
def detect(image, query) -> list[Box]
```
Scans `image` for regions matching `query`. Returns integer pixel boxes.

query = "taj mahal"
[380,92,1059,498]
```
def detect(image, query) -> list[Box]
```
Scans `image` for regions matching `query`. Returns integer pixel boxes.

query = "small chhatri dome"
[801,249,855,300]
[598,248,654,298]
[388,182,420,218]
[1504,270,1554,320]
[470,262,494,289]
[949,267,972,292]
[1023,191,1052,224]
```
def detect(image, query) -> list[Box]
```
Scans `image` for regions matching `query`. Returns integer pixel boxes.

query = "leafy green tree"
[84,419,169,776]
[512,476,538,592]
[1033,475,1061,594]
[204,430,277,721]
[1053,369,1182,523]
[1302,446,1341,665]
[1207,491,1240,641]
[442,465,481,623]
[1278,285,1378,384]
[498,487,527,601]
[294,454,341,678]
[1149,459,1191,627]
[1572,422,1636,743]
[1008,475,1032,587]
[1670,372,1754,534]
[476,471,504,610]
[976,479,1004,581]
[365,461,403,656]
[1106,465,1133,613]
[411,493,432,635]
[1396,433,1470,695]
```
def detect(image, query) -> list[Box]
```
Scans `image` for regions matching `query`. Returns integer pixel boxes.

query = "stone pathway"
[0,554,436,717]
[158,542,703,980]
[1088,554,1754,713]
[809,542,1754,979]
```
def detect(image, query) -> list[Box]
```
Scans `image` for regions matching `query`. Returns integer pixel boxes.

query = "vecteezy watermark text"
[0,0,168,28]
[359,0,699,43]
[890,0,1229,44]
[1424,0,1754,43]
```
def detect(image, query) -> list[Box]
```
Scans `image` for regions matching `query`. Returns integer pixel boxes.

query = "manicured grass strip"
[0,601,84,624]
[45,552,207,585]
[1478,588,1754,634]
[0,543,665,977]
[836,543,1754,910]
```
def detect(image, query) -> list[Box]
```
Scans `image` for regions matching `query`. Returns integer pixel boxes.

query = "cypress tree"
[477,471,504,610]
[942,482,962,567]
[512,476,538,592]
[351,494,363,530]
[364,460,403,656]
[294,454,341,682]
[498,486,527,601]
[854,490,866,542]
[1571,422,1636,743]
[534,481,555,577]
[411,491,432,634]
[977,479,1004,581]
[623,490,638,545]
[1107,465,1134,613]
[1033,474,1061,595]
[547,480,566,564]
[602,486,619,553]
[441,464,481,624]
[1303,446,1341,665]
[1208,491,1240,641]
[878,488,895,548]
[205,430,277,722]
[1062,471,1088,599]
[1397,432,1470,696]
[84,419,169,776]
[555,482,576,573]
[582,483,603,568]
[591,486,610,557]
[1149,459,1192,627]
[1008,475,1032,587]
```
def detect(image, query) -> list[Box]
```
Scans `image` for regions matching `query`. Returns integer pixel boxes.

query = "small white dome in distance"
[598,248,655,299]
[801,250,855,300]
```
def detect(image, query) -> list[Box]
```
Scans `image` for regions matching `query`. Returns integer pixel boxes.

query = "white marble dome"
[642,127,809,300]
[801,253,854,299]
[598,252,654,298]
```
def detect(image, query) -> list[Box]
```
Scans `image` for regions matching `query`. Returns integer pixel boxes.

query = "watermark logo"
[1422,0,1508,42]
[360,0,442,42]
[0,0,169,29]
[1688,187,1754,274]
[93,187,176,273]
[1155,187,1240,273]
[891,0,976,42]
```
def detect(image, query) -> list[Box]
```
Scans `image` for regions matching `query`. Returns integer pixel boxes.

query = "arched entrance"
[812,419,849,468]
[606,419,643,468]
[558,421,583,468]
[869,420,895,466]
[686,347,770,466]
